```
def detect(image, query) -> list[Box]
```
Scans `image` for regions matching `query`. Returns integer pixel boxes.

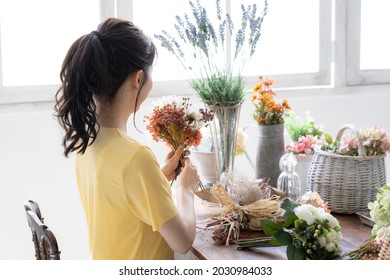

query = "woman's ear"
[131,70,144,89]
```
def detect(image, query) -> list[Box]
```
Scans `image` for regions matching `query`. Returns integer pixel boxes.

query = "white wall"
[0,84,389,259]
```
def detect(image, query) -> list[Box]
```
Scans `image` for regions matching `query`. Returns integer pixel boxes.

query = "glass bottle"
[277,153,301,200]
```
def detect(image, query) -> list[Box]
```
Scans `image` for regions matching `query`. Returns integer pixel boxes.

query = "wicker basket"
[307,124,387,214]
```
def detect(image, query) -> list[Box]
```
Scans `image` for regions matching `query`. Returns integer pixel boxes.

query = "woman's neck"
[95,77,137,133]
[95,98,132,133]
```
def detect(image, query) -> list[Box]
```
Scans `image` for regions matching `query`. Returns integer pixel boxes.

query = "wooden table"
[191,196,372,260]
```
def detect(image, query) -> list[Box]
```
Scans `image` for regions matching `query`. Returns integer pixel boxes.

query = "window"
[0,0,99,86]
[0,0,100,103]
[345,0,390,85]
[133,0,331,90]
[0,0,389,105]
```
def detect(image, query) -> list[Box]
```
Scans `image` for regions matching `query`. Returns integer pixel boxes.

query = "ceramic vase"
[190,150,218,187]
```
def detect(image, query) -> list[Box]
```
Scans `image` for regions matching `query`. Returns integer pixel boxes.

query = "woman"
[55,18,199,260]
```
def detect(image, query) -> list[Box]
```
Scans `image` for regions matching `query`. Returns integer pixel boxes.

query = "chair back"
[23,200,61,260]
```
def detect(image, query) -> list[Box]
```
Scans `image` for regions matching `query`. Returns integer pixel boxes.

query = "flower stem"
[236,236,276,249]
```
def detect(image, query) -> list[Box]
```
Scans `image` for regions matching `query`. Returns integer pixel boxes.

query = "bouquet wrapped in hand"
[144,95,213,180]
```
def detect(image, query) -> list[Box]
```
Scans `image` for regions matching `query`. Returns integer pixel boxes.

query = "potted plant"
[283,112,325,193]
[250,76,291,187]
[307,124,390,213]
[284,111,324,142]
[154,0,268,181]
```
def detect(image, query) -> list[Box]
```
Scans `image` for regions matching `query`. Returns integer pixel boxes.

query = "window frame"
[1,0,388,106]
[0,0,113,105]
[344,0,390,86]
[131,0,333,96]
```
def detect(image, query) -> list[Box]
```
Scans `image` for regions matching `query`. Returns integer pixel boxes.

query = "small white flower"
[318,236,327,248]
[235,128,248,156]
[323,213,340,228]
[336,231,343,242]
[294,204,317,225]
[153,95,183,108]
[333,243,342,254]
[379,190,390,207]
[315,207,326,219]
[326,228,338,242]
[325,242,335,252]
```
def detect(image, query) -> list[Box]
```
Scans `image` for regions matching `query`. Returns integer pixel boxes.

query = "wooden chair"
[23,200,61,260]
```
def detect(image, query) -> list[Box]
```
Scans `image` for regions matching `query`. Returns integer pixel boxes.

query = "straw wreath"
[207,183,283,245]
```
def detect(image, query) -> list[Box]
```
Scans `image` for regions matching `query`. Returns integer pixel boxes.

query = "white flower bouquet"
[345,185,390,260]
[368,185,390,236]
[237,198,343,260]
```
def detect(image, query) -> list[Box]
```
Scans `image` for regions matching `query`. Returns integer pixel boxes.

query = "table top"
[191,196,372,260]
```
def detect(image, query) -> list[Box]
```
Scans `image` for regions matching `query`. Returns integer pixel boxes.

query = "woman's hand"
[159,156,199,254]
[176,157,199,192]
[161,145,190,181]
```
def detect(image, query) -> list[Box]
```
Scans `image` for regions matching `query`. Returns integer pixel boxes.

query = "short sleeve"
[122,146,178,231]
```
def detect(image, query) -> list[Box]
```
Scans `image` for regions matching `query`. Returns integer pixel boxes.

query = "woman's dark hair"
[55,18,156,157]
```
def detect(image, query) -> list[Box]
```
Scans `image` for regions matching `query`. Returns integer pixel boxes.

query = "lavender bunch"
[154,0,268,104]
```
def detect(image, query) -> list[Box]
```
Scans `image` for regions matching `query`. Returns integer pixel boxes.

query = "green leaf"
[284,213,298,228]
[325,133,333,144]
[286,245,306,260]
[274,231,293,246]
[270,237,283,246]
[281,198,299,220]
[281,198,298,212]
[260,219,283,235]
[294,219,307,232]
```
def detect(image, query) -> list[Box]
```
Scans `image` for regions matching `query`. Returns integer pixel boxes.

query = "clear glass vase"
[205,100,243,182]
[277,152,301,201]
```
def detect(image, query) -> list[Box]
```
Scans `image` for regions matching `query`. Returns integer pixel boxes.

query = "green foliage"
[257,198,342,260]
[281,197,299,219]
[284,213,298,228]
[190,71,245,104]
[154,0,268,103]
[322,133,340,153]
[368,185,390,236]
[284,112,324,141]
[287,244,306,260]
[260,219,283,235]
[274,231,293,245]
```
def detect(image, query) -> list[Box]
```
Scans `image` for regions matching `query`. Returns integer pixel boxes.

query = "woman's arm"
[159,157,198,254]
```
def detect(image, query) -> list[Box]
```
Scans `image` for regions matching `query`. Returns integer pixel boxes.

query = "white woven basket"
[307,124,387,214]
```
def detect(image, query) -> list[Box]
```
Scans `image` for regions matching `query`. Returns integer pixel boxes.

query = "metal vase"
[255,123,285,188]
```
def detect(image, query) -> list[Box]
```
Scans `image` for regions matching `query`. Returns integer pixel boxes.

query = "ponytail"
[55,32,106,157]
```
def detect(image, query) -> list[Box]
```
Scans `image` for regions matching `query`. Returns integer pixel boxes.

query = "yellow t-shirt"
[76,127,177,260]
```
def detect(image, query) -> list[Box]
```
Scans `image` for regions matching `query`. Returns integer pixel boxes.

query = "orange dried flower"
[253,82,263,93]
[251,76,291,125]
[144,95,213,177]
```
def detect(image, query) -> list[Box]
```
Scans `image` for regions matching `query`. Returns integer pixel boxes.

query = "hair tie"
[91,30,103,41]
